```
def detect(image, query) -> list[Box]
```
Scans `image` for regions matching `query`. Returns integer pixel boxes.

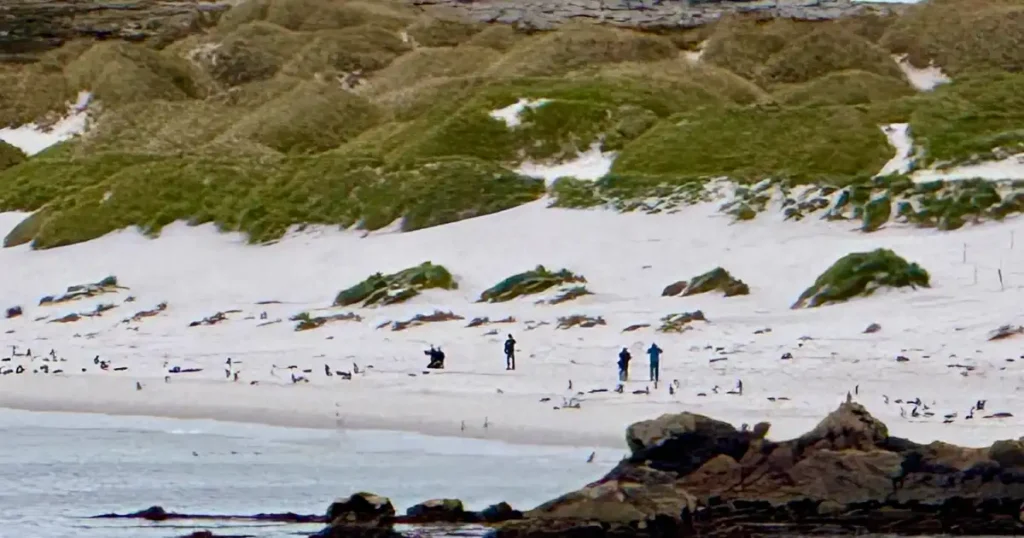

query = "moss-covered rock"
[334,262,456,307]
[662,267,749,298]
[0,141,26,171]
[479,265,586,303]
[861,194,891,232]
[792,248,930,309]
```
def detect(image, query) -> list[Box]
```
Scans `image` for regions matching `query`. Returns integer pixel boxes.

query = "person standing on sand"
[618,347,632,381]
[504,334,516,371]
[647,343,663,383]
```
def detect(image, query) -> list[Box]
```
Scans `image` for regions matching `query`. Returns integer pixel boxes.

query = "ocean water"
[0,409,618,538]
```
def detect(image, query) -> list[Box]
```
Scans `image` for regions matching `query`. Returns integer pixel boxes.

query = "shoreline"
[0,375,632,449]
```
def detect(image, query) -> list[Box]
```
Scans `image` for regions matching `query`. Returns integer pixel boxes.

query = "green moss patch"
[792,248,930,309]
[662,267,749,297]
[334,262,456,307]
[479,265,586,303]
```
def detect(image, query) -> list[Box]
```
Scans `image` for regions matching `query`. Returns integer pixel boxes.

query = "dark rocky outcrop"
[662,267,749,298]
[93,505,323,524]
[405,498,474,523]
[0,0,229,59]
[494,402,1024,537]
[404,0,907,31]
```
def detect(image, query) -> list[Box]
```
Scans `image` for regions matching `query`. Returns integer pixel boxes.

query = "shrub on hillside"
[334,262,457,307]
[189,21,306,87]
[479,266,586,303]
[406,17,483,47]
[280,26,411,78]
[792,248,930,308]
[662,267,749,298]
[701,17,808,81]
[0,141,25,171]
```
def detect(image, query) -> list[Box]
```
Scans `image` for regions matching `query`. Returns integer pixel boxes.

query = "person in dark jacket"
[425,346,445,369]
[617,347,632,381]
[504,334,516,370]
[647,343,663,383]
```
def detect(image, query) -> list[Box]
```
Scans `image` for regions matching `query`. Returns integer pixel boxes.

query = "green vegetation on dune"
[2,0,1024,250]
[760,27,905,85]
[334,262,457,307]
[612,105,891,184]
[0,153,545,249]
[479,266,586,303]
[906,71,1024,167]
[880,0,1024,75]
[793,248,930,308]
[772,70,916,107]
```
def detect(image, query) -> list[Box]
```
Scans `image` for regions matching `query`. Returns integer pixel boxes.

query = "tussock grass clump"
[65,42,208,106]
[702,17,811,81]
[907,71,1024,167]
[396,73,747,165]
[0,141,25,171]
[486,24,678,77]
[219,0,416,32]
[464,25,524,52]
[0,64,74,127]
[880,0,1024,75]
[221,79,382,154]
[39,275,122,306]
[79,101,243,156]
[792,248,930,309]
[761,27,905,85]
[772,70,915,107]
[613,105,890,184]
[389,310,464,331]
[556,314,606,329]
[367,47,501,95]
[480,266,586,303]
[0,153,544,249]
[280,26,411,78]
[406,17,483,47]
[662,267,749,298]
[588,59,767,105]
[334,262,457,307]
[192,22,306,87]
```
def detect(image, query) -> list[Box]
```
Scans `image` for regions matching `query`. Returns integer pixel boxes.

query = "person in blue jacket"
[647,343,663,383]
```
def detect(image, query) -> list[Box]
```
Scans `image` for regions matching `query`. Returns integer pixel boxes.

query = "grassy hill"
[0,0,1022,249]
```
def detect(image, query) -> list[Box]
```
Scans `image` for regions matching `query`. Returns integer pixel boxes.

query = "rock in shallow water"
[493,402,1024,537]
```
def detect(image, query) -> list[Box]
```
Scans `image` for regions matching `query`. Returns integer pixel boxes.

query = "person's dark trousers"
[506,352,515,370]
[619,367,629,381]
[650,361,659,383]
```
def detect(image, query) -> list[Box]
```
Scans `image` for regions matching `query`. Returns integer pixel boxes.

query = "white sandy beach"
[3,90,1024,450]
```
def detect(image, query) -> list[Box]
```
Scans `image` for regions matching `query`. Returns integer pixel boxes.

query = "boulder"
[479,501,523,522]
[662,267,749,298]
[405,498,474,523]
[625,411,737,454]
[325,492,395,523]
